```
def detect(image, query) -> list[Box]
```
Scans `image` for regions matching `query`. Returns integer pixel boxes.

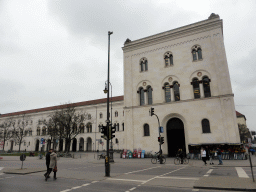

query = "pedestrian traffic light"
[110,125,116,140]
[101,126,107,140]
[160,137,164,144]
[151,107,154,116]
[158,137,160,142]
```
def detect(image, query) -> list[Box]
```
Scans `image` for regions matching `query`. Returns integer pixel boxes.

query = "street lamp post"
[105,31,113,177]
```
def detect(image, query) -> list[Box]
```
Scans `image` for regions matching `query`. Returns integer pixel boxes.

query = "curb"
[4,169,45,175]
[194,186,256,191]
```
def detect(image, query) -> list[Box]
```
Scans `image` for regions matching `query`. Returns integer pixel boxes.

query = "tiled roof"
[236,111,246,120]
[0,96,124,118]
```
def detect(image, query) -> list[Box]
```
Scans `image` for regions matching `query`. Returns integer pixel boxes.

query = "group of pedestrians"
[201,146,223,165]
[44,149,58,181]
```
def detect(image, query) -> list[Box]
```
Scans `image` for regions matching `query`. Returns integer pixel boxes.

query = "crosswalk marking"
[204,169,213,176]
[235,167,249,178]
[0,167,4,171]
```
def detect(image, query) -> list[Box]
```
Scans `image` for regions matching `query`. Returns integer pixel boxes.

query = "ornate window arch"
[88,114,91,120]
[202,119,211,133]
[99,113,103,119]
[115,111,118,117]
[173,81,180,101]
[147,85,153,105]
[192,78,200,99]
[42,127,46,135]
[163,83,171,102]
[164,52,173,66]
[203,76,211,97]
[192,45,203,61]
[140,58,148,72]
[79,123,85,133]
[37,127,40,136]
[144,124,150,136]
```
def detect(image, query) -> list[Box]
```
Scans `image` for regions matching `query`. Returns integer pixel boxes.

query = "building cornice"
[123,94,234,109]
[122,17,222,53]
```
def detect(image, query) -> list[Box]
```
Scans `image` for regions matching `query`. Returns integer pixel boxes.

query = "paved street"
[0,153,256,192]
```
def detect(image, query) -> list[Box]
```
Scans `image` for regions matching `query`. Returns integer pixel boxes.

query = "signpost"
[20,154,26,169]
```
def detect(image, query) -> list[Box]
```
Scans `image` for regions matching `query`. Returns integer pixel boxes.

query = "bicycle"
[174,155,189,165]
[151,152,166,164]
[97,153,105,160]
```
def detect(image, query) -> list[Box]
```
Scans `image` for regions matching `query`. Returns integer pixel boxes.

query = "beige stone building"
[0,13,241,156]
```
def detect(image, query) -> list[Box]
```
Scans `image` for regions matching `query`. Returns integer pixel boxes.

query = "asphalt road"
[0,153,255,192]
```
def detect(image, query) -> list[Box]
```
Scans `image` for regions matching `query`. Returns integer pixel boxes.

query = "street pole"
[105,31,113,177]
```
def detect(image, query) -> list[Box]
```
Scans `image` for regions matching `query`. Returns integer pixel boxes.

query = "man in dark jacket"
[44,149,52,178]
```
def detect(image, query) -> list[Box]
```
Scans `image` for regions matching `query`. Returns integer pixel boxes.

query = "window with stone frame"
[88,114,91,120]
[140,58,148,72]
[147,86,153,105]
[100,113,103,119]
[173,81,180,101]
[192,45,203,61]
[80,124,85,133]
[86,122,92,133]
[42,127,46,135]
[138,87,145,106]
[203,76,211,97]
[115,111,118,117]
[192,78,200,99]
[37,127,40,136]
[122,123,124,131]
[164,83,171,102]
[202,119,211,133]
[164,52,173,66]
[29,130,32,136]
[144,124,150,136]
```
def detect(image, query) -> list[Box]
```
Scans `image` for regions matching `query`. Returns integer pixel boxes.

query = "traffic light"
[158,137,160,142]
[151,107,154,116]
[160,137,164,144]
[110,125,116,140]
[101,126,107,140]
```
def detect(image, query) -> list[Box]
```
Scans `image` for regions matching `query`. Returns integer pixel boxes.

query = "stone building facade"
[0,14,241,156]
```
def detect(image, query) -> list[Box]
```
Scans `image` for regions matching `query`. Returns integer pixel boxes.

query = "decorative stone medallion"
[168,77,172,82]
[197,72,202,77]
[143,82,146,86]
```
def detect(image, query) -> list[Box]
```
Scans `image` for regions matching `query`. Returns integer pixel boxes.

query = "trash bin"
[128,151,132,159]
[138,152,141,158]
[141,150,145,158]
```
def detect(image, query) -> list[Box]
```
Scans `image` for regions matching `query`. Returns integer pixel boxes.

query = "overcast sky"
[0,0,255,131]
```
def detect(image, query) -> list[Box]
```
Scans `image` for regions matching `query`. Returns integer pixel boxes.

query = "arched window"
[72,124,77,133]
[29,130,32,136]
[192,45,203,61]
[164,83,171,102]
[202,119,211,133]
[144,124,150,136]
[88,114,91,120]
[147,86,153,105]
[203,76,211,97]
[116,138,119,144]
[173,81,180,101]
[86,123,92,133]
[198,48,202,60]
[139,87,145,106]
[192,78,200,99]
[42,127,46,135]
[98,124,103,132]
[99,113,103,119]
[164,52,173,66]
[122,123,124,131]
[117,123,119,131]
[140,58,148,72]
[80,124,84,133]
[115,111,118,117]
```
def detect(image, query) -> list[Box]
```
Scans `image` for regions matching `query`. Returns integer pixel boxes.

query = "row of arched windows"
[143,118,210,137]
[138,76,211,106]
[99,111,124,119]
[139,45,203,72]
[98,123,124,132]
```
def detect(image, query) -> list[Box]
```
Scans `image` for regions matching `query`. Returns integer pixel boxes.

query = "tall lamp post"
[103,31,113,177]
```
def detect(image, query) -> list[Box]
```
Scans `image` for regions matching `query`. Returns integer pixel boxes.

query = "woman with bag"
[45,149,57,181]
[201,147,207,165]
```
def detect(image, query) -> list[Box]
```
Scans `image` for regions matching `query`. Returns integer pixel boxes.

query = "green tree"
[238,123,251,143]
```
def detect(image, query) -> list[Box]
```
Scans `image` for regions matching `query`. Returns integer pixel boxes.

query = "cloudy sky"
[0,0,255,131]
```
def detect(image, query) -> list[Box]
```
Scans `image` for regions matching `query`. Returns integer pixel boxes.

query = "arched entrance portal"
[86,137,92,151]
[35,140,39,152]
[167,118,186,157]
[79,138,84,151]
[72,138,77,152]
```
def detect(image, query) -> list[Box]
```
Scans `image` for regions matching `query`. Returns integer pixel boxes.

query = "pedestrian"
[44,149,52,178]
[209,148,214,165]
[45,149,57,181]
[217,147,223,165]
[205,146,210,163]
[177,149,184,164]
[201,147,207,165]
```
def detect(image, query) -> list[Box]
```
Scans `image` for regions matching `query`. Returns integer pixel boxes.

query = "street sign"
[41,138,44,141]
[159,127,164,133]
[20,154,26,161]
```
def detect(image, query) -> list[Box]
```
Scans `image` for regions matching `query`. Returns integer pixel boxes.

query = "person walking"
[201,148,207,165]
[45,149,57,181]
[205,146,210,163]
[44,149,52,178]
[177,149,184,164]
[217,147,223,165]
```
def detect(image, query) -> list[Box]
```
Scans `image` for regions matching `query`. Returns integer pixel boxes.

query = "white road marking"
[204,169,213,176]
[91,181,99,183]
[71,186,82,189]
[5,176,14,179]
[125,166,160,174]
[157,176,199,180]
[60,190,72,192]
[81,183,90,186]
[129,187,136,191]
[107,178,147,182]
[192,189,199,191]
[0,167,4,171]
[236,167,249,178]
